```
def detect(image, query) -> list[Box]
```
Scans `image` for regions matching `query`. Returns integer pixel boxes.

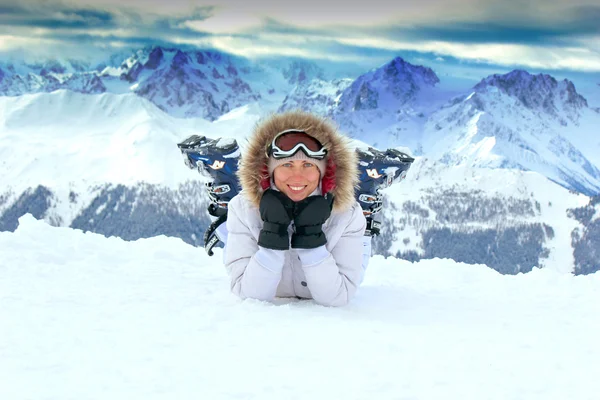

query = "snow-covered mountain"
[328,57,449,150]
[278,78,352,115]
[284,59,600,196]
[0,46,287,121]
[1,90,598,273]
[99,47,263,120]
[0,91,211,245]
[275,57,458,150]
[422,70,600,195]
[370,156,594,274]
[0,57,93,78]
[1,49,600,273]
[0,90,267,193]
[567,195,600,275]
[475,70,588,122]
[337,57,440,112]
[0,59,106,95]
[3,49,598,196]
[280,59,326,85]
[277,62,600,197]
[0,90,270,246]
[0,90,206,189]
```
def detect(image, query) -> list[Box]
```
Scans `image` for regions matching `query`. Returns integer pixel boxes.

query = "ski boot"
[178,134,242,255]
[355,147,414,236]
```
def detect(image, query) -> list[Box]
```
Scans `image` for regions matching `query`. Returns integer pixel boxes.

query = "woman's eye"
[304,163,314,168]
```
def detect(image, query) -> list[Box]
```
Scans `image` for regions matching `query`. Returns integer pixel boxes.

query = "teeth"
[290,186,305,191]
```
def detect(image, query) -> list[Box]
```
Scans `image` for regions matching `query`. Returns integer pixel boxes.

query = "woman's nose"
[290,166,305,177]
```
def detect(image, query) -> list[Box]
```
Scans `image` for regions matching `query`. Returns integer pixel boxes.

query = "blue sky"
[1,0,599,89]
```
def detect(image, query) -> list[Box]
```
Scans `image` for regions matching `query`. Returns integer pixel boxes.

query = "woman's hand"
[258,189,295,250]
[291,194,334,249]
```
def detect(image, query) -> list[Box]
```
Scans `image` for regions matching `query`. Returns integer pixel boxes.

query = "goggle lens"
[274,132,323,152]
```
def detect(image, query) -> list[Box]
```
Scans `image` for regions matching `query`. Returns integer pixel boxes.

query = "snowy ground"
[1,215,599,400]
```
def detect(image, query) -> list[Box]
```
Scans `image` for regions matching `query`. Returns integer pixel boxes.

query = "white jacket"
[224,193,367,306]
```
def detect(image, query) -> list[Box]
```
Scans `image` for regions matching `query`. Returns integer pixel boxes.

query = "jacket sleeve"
[223,197,285,301]
[297,205,367,307]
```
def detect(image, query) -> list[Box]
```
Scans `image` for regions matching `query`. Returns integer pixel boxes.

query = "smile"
[288,185,306,192]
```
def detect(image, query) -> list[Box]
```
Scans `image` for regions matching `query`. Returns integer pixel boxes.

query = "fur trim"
[237,111,359,212]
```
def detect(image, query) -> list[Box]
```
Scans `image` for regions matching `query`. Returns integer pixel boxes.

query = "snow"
[0,90,214,192]
[1,89,595,273]
[1,214,599,399]
[381,157,589,273]
[0,89,590,273]
[3,54,599,197]
[421,78,600,195]
[594,206,600,222]
[99,66,122,76]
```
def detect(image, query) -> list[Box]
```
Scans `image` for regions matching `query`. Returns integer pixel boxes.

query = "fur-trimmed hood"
[237,111,359,212]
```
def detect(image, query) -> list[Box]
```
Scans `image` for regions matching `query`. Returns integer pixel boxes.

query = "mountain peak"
[474,70,588,112]
[172,50,190,68]
[475,69,587,107]
[336,56,440,113]
[119,47,259,120]
[381,57,440,87]
[477,69,556,91]
[144,47,164,69]
[282,60,325,85]
[278,78,353,114]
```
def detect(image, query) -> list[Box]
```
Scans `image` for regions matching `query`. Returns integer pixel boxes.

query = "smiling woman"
[221,111,368,307]
[271,159,322,202]
[267,130,327,201]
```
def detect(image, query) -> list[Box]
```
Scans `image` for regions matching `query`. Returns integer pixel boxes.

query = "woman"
[223,111,367,307]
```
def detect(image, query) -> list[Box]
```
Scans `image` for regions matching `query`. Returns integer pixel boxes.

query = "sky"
[1,0,600,84]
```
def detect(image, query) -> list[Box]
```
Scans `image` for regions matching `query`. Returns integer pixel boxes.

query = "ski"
[177,135,241,218]
[355,146,415,236]
[178,135,241,256]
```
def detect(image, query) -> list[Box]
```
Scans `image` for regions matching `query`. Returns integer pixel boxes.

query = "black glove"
[291,194,334,249]
[258,189,295,250]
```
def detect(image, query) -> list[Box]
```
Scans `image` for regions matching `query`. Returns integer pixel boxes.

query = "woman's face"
[273,159,321,202]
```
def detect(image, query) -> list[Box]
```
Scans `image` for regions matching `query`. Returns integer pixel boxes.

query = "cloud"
[182,10,263,35]
[1,0,600,73]
[186,35,375,63]
[0,3,118,29]
[0,2,215,54]
[0,34,59,52]
[174,1,600,71]
[333,36,600,72]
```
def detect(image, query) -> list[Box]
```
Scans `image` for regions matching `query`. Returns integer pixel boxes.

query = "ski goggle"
[266,129,328,160]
